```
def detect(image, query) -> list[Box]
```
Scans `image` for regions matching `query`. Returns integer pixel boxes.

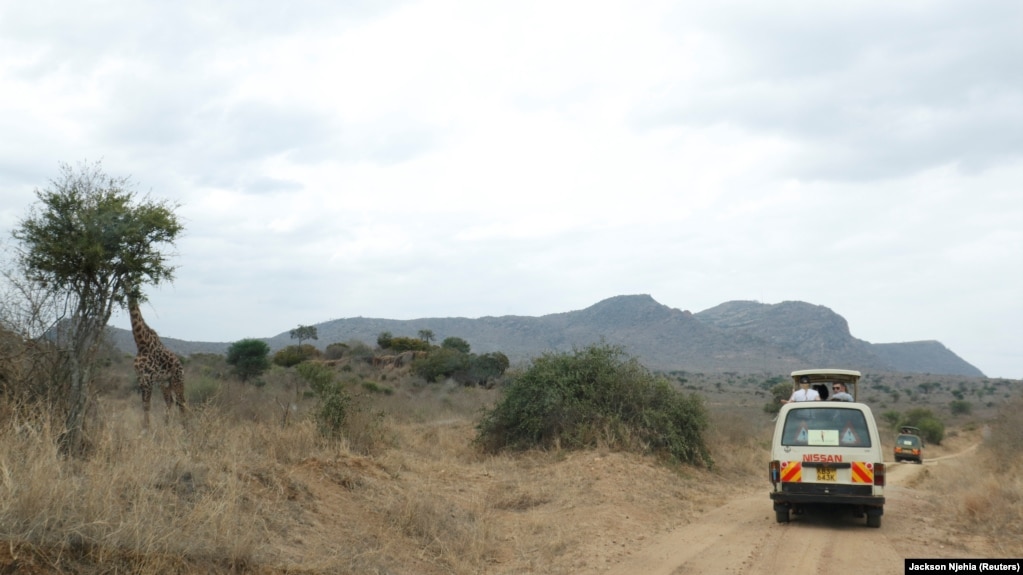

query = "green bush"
[441,336,471,354]
[226,338,271,383]
[915,418,945,445]
[386,337,431,353]
[902,407,945,445]
[763,382,794,414]
[272,344,321,368]
[881,410,903,432]
[475,343,712,467]
[345,340,374,363]
[295,361,351,439]
[377,332,431,352]
[949,400,973,416]
[361,380,394,395]
[316,382,351,440]
[468,352,510,386]
[324,342,349,360]
[410,348,510,385]
[412,347,470,382]
[186,377,220,404]
[296,362,335,395]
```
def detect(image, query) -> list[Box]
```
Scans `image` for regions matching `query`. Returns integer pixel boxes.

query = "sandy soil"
[592,441,992,575]
[258,421,999,575]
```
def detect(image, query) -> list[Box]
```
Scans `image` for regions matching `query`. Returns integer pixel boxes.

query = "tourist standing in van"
[781,377,821,403]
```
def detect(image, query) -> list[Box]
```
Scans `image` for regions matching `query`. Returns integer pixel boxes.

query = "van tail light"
[769,460,781,484]
[874,462,886,486]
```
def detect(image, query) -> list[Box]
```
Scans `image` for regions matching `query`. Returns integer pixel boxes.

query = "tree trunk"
[58,354,90,457]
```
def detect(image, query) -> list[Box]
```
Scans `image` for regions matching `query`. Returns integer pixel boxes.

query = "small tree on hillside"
[417,329,434,344]
[290,324,318,346]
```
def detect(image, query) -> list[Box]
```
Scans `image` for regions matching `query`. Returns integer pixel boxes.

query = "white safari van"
[768,369,886,527]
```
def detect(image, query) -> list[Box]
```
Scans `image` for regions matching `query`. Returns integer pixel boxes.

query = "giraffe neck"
[128,297,160,354]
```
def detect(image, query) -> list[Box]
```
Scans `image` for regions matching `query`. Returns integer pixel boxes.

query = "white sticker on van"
[807,429,839,446]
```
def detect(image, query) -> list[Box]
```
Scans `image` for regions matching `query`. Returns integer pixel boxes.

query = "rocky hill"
[108,295,985,377]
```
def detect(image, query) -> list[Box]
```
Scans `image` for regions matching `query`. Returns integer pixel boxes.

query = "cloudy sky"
[1,1,1020,378]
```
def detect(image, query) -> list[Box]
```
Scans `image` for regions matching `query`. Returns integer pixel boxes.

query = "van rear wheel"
[866,513,881,528]
[775,509,790,523]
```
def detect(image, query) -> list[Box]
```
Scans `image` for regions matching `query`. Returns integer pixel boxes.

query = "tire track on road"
[597,443,981,575]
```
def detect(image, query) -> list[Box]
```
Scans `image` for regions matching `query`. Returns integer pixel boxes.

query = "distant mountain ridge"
[108,295,985,377]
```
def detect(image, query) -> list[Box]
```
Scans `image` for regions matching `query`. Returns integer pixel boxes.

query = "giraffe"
[127,292,186,427]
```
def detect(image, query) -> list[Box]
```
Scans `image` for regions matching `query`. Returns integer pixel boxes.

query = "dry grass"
[1,371,773,575]
[5,356,1015,574]
[703,404,772,480]
[916,395,1023,556]
[0,397,347,573]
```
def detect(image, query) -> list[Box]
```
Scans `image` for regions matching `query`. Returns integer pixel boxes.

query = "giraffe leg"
[173,383,187,414]
[160,377,188,425]
[140,380,153,429]
[171,370,187,415]
[161,384,174,424]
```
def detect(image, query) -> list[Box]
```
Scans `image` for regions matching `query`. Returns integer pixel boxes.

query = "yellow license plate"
[816,467,837,482]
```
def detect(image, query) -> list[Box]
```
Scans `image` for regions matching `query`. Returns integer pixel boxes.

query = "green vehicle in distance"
[894,426,924,464]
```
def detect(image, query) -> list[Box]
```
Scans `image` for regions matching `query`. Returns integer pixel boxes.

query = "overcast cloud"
[1,0,1020,378]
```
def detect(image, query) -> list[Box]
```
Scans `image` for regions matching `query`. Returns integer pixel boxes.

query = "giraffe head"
[125,281,144,305]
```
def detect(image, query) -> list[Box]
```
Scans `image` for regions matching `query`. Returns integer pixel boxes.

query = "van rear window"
[781,408,872,448]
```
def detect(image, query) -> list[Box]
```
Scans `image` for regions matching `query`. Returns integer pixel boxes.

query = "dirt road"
[596,453,980,575]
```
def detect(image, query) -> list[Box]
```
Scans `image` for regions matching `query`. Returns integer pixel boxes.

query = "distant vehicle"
[769,369,886,527]
[898,425,924,443]
[894,426,924,464]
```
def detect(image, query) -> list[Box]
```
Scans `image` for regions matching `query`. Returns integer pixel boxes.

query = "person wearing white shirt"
[781,377,821,404]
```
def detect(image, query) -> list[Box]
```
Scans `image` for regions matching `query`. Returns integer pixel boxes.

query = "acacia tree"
[289,324,318,346]
[12,161,182,456]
